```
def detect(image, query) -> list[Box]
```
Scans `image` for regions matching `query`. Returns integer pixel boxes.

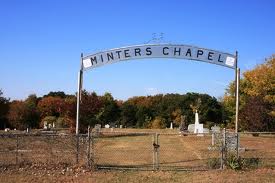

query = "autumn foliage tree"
[78,90,103,132]
[239,96,273,131]
[0,90,9,129]
[3,86,228,132]
[37,96,65,119]
[7,94,40,130]
[242,56,275,117]
[222,55,275,131]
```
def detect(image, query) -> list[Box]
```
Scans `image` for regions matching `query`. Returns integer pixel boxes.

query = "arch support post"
[235,51,240,133]
[76,53,83,135]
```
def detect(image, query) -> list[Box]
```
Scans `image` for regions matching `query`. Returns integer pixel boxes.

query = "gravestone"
[43,121,48,129]
[211,132,223,146]
[94,124,101,137]
[211,125,221,146]
[170,122,173,129]
[194,111,203,135]
[179,115,187,132]
[211,125,221,133]
[187,124,195,133]
[225,133,239,153]
[203,128,209,133]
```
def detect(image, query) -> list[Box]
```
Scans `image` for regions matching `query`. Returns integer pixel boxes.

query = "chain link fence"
[0,130,274,170]
[158,133,220,170]
[92,131,222,170]
[93,132,153,170]
[0,133,90,168]
[238,132,275,168]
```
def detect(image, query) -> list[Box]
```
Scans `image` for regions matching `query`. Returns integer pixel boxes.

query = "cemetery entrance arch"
[76,44,239,134]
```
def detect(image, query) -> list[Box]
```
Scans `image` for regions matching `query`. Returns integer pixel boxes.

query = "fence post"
[224,128,227,161]
[87,126,91,168]
[212,133,215,146]
[152,134,155,170]
[76,134,79,164]
[153,133,160,170]
[16,135,19,165]
[220,128,226,169]
[236,132,239,158]
[156,133,159,170]
[91,130,96,170]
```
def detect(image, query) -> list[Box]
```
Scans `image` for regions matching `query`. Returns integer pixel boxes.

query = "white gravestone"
[194,111,204,135]
[187,124,195,133]
[170,122,173,129]
[211,125,220,133]
[43,121,48,129]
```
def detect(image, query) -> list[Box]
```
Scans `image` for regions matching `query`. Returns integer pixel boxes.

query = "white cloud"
[145,87,159,96]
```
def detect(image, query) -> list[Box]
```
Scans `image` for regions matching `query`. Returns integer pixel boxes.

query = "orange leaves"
[37,96,66,118]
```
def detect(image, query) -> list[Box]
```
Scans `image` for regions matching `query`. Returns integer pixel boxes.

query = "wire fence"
[92,132,224,170]
[0,133,90,168]
[239,132,275,168]
[0,130,274,171]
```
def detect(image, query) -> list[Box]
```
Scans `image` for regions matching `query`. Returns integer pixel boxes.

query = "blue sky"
[0,0,275,100]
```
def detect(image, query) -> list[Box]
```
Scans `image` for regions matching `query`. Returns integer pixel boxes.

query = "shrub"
[148,116,167,129]
[226,154,242,170]
[225,154,261,170]
[208,158,220,169]
[243,158,260,168]
[56,117,69,128]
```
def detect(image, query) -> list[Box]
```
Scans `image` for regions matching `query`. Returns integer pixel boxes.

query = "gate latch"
[153,142,160,151]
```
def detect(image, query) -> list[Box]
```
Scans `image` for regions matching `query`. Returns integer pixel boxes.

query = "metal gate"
[92,132,221,170]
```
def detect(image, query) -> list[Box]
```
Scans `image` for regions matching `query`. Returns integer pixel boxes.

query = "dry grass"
[1,168,275,183]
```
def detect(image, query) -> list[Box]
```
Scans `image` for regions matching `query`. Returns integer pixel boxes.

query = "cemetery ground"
[0,129,274,183]
[1,167,275,183]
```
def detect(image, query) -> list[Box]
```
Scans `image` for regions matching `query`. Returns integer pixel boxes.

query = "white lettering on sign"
[82,44,236,70]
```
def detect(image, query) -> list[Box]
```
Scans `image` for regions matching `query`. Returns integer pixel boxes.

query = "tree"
[242,56,275,117]
[171,108,182,126]
[43,91,67,98]
[222,55,275,131]
[97,93,120,125]
[37,96,65,119]
[239,96,274,131]
[63,96,76,129]
[148,116,166,129]
[0,90,9,129]
[24,94,40,128]
[7,101,28,130]
[120,102,137,127]
[79,90,103,132]
[7,95,40,130]
[135,105,152,128]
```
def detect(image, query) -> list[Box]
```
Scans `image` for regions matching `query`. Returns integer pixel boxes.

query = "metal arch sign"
[76,43,240,135]
[82,44,236,70]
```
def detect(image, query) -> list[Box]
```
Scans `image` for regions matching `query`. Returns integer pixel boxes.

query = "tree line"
[0,90,223,132]
[0,55,274,132]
